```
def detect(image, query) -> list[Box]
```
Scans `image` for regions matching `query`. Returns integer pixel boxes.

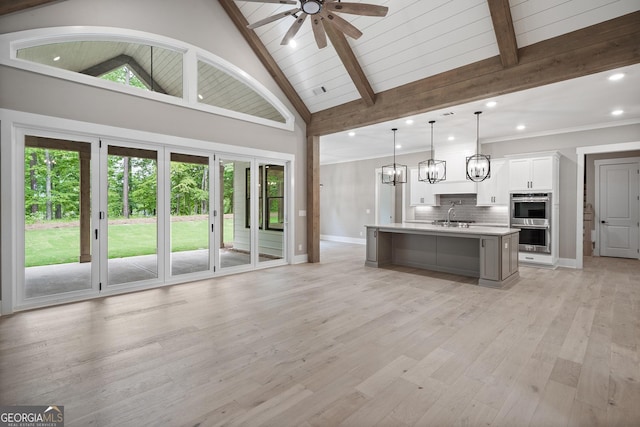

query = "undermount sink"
[431,220,475,228]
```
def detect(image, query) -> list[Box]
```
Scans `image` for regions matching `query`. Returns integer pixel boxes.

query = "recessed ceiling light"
[516,125,526,131]
[405,119,414,125]
[608,73,625,81]
[485,101,497,108]
[289,40,297,48]
[53,56,60,61]
[348,131,356,137]
[396,144,402,149]
[611,109,624,116]
[198,94,203,100]
[448,136,455,141]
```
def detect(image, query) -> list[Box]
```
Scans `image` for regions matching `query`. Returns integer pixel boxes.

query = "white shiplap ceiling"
[236,0,640,113]
[234,0,639,164]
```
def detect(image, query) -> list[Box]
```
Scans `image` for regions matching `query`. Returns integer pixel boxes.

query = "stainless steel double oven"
[510,193,551,254]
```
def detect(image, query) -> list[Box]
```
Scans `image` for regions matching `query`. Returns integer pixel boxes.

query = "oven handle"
[511,197,550,202]
[515,224,550,229]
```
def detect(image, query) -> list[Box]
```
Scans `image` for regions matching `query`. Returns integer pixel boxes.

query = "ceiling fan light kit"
[418,120,446,184]
[301,0,322,14]
[243,0,389,49]
[382,128,407,186]
[466,111,491,183]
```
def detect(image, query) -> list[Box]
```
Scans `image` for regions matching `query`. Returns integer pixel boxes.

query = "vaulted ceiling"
[220,0,639,138]
[3,0,639,139]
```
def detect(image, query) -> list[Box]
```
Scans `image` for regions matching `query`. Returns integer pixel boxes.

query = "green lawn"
[25,219,235,267]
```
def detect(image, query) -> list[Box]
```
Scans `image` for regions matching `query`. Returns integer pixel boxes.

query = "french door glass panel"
[23,137,96,299]
[106,145,159,286]
[258,162,285,263]
[218,157,252,269]
[170,153,211,276]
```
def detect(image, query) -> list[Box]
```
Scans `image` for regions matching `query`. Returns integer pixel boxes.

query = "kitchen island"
[365,223,520,288]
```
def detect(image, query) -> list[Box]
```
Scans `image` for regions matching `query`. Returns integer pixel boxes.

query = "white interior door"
[598,160,640,258]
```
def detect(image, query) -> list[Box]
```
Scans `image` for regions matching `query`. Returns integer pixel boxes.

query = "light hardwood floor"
[1,241,639,426]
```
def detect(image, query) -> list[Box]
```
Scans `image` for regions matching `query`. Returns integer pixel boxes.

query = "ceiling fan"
[242,0,389,49]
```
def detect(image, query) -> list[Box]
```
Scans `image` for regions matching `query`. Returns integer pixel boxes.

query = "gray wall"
[0,0,308,257]
[321,124,640,261]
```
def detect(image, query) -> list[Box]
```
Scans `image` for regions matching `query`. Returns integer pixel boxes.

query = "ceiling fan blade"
[311,15,327,49]
[326,3,389,17]
[240,0,296,4]
[320,10,363,40]
[281,13,308,45]
[247,8,300,29]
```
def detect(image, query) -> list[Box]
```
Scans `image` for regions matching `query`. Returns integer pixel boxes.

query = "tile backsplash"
[414,194,509,225]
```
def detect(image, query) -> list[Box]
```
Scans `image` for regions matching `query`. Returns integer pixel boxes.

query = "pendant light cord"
[475,111,482,154]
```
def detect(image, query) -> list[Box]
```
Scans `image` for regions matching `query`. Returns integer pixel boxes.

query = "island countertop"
[366,222,520,237]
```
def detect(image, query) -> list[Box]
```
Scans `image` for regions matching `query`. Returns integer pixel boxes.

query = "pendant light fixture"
[418,120,446,183]
[382,128,407,186]
[466,111,491,182]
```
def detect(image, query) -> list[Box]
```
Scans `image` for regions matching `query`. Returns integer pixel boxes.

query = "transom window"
[3,28,293,129]
[17,40,183,97]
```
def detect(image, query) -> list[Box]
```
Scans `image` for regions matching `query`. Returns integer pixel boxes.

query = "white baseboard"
[292,254,308,264]
[321,235,366,245]
[557,258,578,269]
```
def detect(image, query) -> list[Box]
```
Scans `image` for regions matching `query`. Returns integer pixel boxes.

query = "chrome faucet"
[447,201,456,224]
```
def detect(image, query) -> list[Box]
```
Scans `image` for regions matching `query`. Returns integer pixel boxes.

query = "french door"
[21,134,101,305]
[19,134,288,309]
[101,141,164,288]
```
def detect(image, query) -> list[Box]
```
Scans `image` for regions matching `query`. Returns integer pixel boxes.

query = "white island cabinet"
[365,223,519,288]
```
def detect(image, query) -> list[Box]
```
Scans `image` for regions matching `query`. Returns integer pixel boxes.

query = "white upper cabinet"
[477,159,508,205]
[508,155,557,191]
[409,168,440,206]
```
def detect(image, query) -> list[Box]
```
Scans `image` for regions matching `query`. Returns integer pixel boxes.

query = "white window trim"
[0,26,295,131]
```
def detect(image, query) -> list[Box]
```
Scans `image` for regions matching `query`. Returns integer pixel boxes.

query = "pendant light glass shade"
[466,111,491,182]
[382,128,407,186]
[418,120,446,183]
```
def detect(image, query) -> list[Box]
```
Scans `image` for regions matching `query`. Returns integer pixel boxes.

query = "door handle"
[601,220,607,224]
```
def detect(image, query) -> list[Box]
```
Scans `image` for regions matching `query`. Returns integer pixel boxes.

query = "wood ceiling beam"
[324,21,376,107]
[0,0,63,15]
[308,11,640,136]
[487,0,518,68]
[218,0,312,124]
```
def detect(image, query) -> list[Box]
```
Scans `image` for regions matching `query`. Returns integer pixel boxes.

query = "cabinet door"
[480,236,500,282]
[530,157,553,190]
[477,159,507,205]
[493,160,509,204]
[508,158,531,191]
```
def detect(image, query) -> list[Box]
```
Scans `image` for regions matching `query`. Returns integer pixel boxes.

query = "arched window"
[1,27,293,129]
